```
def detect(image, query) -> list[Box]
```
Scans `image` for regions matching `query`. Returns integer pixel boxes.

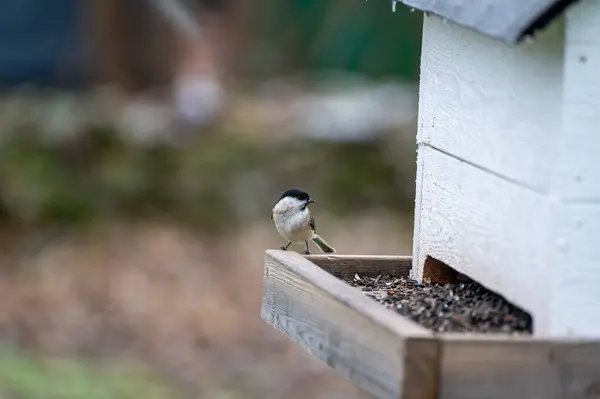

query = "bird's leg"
[303,241,311,255]
[280,242,291,251]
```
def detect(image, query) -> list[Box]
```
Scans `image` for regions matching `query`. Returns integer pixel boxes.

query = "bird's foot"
[279,242,292,251]
[280,242,292,251]
[303,241,311,255]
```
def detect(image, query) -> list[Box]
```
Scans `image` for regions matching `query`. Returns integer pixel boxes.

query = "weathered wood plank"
[262,250,438,399]
[303,254,412,279]
[438,334,600,399]
[262,249,600,398]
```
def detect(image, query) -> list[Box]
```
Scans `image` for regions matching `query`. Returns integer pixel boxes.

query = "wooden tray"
[261,250,600,399]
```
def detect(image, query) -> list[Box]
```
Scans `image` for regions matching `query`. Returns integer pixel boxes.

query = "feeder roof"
[396,0,581,44]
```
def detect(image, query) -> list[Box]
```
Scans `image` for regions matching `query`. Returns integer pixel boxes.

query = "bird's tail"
[311,234,336,253]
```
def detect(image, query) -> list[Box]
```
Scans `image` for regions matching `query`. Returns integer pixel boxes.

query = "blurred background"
[0,0,422,397]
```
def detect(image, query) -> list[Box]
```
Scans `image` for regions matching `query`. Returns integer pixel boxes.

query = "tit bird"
[271,189,336,255]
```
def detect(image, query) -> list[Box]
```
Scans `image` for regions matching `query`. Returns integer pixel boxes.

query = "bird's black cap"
[279,189,312,202]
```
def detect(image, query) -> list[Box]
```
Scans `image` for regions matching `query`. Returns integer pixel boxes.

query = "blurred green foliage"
[238,0,422,80]
[0,348,176,399]
[0,128,414,231]
[0,0,422,231]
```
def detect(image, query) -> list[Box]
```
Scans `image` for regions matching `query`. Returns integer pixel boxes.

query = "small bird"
[271,189,336,254]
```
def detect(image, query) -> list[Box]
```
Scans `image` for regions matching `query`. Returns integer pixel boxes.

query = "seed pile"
[345,275,532,334]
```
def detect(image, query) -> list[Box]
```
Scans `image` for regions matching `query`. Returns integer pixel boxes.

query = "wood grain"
[558,0,600,201]
[414,7,600,336]
[262,250,438,399]
[262,250,600,398]
[412,144,549,330]
[303,254,412,279]
[418,13,563,193]
[549,203,600,336]
[422,256,459,284]
[414,115,600,335]
[438,334,600,399]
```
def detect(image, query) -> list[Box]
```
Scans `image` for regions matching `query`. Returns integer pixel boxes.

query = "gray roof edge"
[397,0,581,44]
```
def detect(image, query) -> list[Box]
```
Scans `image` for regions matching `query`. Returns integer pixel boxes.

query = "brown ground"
[0,213,412,398]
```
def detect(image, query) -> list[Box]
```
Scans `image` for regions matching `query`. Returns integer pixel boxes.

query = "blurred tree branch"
[85,0,176,93]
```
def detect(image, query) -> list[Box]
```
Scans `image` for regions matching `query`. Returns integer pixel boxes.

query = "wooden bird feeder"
[261,0,600,397]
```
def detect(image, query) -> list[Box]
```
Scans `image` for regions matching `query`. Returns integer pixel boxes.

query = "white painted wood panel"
[418,14,564,192]
[413,145,600,335]
[413,0,600,336]
[552,0,600,200]
[412,144,426,274]
[412,144,552,331]
[549,203,600,336]
[412,19,428,274]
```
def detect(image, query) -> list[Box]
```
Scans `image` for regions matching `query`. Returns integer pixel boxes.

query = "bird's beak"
[307,198,315,204]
